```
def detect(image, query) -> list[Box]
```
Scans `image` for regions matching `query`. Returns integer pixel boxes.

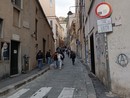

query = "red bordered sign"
[95,2,112,18]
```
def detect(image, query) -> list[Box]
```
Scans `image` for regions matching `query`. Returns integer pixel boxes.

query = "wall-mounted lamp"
[67,11,73,16]
[35,43,38,48]
[31,32,36,38]
[67,5,85,16]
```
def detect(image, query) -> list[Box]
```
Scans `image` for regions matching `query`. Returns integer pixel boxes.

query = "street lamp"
[67,11,73,16]
[67,5,86,58]
[68,6,84,16]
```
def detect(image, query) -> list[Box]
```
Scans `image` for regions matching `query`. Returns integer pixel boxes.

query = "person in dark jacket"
[60,51,65,66]
[46,50,51,65]
[36,50,43,70]
[70,51,76,65]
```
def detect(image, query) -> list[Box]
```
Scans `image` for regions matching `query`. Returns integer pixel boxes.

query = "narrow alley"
[0,54,121,98]
[1,54,94,98]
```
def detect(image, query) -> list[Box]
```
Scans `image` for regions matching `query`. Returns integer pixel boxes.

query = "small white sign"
[14,50,17,54]
[12,34,20,41]
[23,21,30,29]
[97,18,112,25]
[98,24,112,33]
[97,18,112,33]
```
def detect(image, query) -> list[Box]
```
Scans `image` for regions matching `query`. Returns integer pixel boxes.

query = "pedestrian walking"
[57,52,63,69]
[46,50,51,65]
[60,51,65,66]
[68,49,71,58]
[70,51,76,65]
[36,50,43,70]
[52,52,58,68]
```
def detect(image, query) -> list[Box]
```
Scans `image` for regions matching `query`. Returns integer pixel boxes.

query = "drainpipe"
[105,33,111,90]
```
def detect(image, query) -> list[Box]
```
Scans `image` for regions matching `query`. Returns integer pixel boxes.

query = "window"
[50,0,52,3]
[48,35,49,48]
[35,19,38,40]
[56,24,58,36]
[50,20,53,28]
[0,18,3,37]
[13,7,20,27]
[36,7,38,15]
[12,0,22,8]
[50,0,53,7]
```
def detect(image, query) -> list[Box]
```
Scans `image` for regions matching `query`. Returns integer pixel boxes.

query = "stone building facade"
[39,0,64,51]
[77,0,130,97]
[0,0,54,79]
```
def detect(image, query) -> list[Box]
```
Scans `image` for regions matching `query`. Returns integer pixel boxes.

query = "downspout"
[105,33,111,90]
[83,28,87,63]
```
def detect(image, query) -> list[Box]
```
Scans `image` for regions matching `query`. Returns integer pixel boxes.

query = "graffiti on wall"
[95,33,106,61]
[117,53,128,67]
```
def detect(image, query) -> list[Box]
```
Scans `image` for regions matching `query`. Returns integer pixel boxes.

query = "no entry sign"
[95,2,112,18]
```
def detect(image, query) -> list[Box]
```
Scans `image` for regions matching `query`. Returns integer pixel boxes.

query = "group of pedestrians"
[36,47,76,70]
[53,52,64,69]
[51,48,65,69]
[65,48,76,65]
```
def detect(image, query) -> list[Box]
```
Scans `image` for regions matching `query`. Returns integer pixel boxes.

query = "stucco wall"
[0,0,54,79]
[0,0,14,79]
[86,0,110,86]
[106,0,130,97]
[39,0,55,16]
[84,0,130,97]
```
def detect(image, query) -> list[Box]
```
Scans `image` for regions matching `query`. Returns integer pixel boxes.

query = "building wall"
[75,0,81,57]
[39,0,64,51]
[0,0,19,78]
[60,23,67,38]
[84,0,110,87]
[0,0,54,79]
[39,0,55,16]
[106,0,130,96]
[84,0,130,97]
[56,18,64,47]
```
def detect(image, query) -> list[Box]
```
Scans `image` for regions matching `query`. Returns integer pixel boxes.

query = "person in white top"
[57,52,63,69]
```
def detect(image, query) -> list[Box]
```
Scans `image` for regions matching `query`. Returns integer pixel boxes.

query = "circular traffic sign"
[95,2,112,18]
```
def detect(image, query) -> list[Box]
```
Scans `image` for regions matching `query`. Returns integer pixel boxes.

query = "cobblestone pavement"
[1,54,96,98]
[80,60,121,98]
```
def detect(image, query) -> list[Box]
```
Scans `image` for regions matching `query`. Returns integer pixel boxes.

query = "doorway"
[90,34,95,74]
[10,40,20,75]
